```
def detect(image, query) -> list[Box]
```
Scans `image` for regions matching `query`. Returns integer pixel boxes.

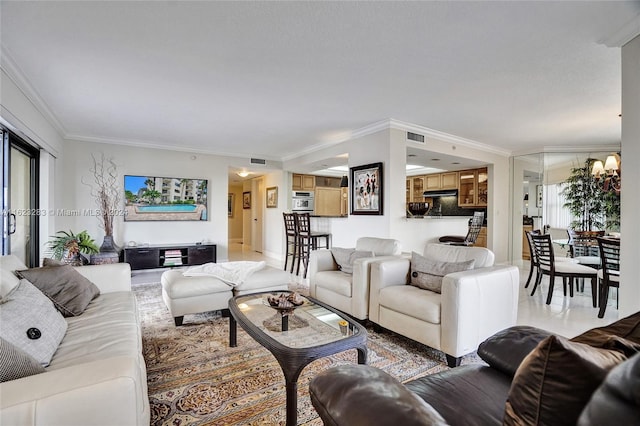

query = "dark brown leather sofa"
[309,313,640,426]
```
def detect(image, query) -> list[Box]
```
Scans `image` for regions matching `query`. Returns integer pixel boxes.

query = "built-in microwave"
[292,191,314,212]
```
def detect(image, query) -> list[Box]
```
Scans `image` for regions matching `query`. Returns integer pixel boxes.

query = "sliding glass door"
[1,129,40,266]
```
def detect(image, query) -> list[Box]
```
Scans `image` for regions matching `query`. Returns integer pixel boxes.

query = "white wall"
[59,139,242,262]
[620,34,640,316]
[392,129,511,261]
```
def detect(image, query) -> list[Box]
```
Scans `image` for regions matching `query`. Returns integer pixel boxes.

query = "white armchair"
[369,243,519,367]
[309,237,402,320]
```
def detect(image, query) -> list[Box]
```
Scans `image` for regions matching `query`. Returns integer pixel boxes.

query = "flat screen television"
[124,175,208,221]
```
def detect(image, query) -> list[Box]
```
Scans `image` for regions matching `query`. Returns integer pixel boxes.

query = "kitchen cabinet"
[411,177,425,202]
[315,176,341,188]
[424,174,441,191]
[441,172,458,189]
[458,168,488,207]
[315,187,342,216]
[341,187,348,216]
[292,174,315,191]
[418,171,459,192]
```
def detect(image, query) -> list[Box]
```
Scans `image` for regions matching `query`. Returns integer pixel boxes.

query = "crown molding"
[599,14,640,47]
[0,46,67,137]
[65,133,283,162]
[388,118,512,157]
[512,143,622,157]
[283,118,512,162]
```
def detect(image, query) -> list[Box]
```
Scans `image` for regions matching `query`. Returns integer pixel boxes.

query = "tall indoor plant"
[561,158,619,231]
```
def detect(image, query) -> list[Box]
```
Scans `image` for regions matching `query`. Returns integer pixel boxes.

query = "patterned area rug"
[135,281,482,425]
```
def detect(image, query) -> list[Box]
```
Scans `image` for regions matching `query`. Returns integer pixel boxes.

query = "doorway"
[1,129,40,266]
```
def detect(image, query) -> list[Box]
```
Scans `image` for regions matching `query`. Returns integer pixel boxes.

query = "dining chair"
[283,212,298,273]
[524,229,541,289]
[567,229,604,291]
[439,211,485,246]
[525,230,577,290]
[294,213,331,278]
[529,233,598,306]
[596,237,620,318]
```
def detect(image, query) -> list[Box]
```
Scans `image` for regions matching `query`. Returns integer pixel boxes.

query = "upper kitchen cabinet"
[458,167,488,207]
[292,173,315,191]
[424,172,458,191]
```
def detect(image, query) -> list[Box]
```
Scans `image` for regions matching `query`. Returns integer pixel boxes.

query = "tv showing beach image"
[124,175,208,221]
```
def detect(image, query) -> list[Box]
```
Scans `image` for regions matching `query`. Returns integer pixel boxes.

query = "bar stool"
[283,212,298,273]
[294,213,331,278]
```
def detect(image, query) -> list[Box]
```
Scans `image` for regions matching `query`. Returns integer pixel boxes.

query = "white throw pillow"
[0,279,68,366]
[330,248,375,274]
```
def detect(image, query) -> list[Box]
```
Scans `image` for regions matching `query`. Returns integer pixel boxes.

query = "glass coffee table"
[228,291,368,426]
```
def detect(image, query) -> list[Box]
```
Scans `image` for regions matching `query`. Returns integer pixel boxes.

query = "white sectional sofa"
[0,255,150,426]
[369,244,520,367]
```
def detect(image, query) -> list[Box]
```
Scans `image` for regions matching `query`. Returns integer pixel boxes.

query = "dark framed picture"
[350,162,383,215]
[228,193,234,217]
[243,191,251,209]
[266,186,278,208]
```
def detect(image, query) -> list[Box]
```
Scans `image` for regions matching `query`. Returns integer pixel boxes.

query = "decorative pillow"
[409,252,475,293]
[503,335,627,426]
[0,279,68,367]
[330,248,375,274]
[16,264,100,317]
[0,337,45,382]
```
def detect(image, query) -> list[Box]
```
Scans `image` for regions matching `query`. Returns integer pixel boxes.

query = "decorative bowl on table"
[265,292,305,315]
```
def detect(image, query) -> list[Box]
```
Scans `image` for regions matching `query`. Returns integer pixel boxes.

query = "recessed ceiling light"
[407,154,417,158]
[452,162,460,165]
[431,158,440,161]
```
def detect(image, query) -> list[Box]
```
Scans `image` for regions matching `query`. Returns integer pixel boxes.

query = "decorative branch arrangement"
[83,153,121,237]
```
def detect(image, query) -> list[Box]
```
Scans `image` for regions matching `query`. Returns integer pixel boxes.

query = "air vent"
[250,158,266,165]
[407,132,425,143]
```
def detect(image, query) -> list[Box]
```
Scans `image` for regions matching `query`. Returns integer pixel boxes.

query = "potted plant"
[48,230,99,266]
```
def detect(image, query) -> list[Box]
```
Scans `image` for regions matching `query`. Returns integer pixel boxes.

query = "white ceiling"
[2,1,638,169]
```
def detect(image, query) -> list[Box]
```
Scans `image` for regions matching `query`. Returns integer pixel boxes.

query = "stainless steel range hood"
[422,190,458,198]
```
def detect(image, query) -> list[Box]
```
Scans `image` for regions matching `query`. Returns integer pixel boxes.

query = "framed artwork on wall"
[350,162,383,215]
[266,186,278,208]
[243,191,251,209]
[228,193,234,217]
[536,185,543,208]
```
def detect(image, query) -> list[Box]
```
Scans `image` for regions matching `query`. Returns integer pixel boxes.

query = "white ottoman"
[161,266,291,326]
[161,270,234,326]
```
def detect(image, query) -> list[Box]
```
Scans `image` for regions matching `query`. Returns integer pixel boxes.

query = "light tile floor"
[132,242,620,338]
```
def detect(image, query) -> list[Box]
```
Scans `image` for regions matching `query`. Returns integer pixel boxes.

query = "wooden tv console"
[123,243,216,270]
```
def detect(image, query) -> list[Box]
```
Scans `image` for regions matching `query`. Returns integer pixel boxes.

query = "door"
[251,178,264,253]
[1,130,40,266]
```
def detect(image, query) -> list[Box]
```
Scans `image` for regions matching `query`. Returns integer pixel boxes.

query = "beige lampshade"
[604,155,619,171]
[591,160,604,176]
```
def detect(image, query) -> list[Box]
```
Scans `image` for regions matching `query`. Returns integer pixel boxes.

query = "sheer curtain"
[545,183,571,229]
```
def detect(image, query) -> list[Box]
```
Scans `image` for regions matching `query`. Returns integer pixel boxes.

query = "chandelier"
[591,153,621,194]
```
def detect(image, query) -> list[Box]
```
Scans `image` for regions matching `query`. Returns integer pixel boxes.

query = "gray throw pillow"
[0,279,68,366]
[410,252,475,293]
[16,264,100,317]
[0,337,45,382]
[330,248,375,274]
